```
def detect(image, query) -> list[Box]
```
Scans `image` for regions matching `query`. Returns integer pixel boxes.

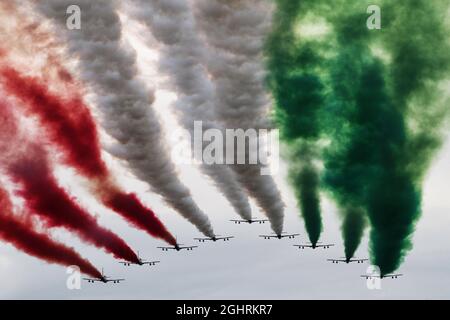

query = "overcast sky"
[1,8,449,299]
[1,99,449,299]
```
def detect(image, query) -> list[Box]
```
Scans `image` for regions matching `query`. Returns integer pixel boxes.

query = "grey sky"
[1,133,449,299]
[1,1,449,300]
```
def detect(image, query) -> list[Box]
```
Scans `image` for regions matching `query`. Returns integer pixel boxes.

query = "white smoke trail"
[192,0,285,234]
[34,0,214,237]
[126,0,252,221]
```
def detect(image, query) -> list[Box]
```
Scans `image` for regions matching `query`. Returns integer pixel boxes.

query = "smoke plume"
[35,0,214,237]
[322,0,450,274]
[0,66,176,245]
[265,0,324,243]
[0,98,139,264]
[127,0,252,220]
[0,187,102,278]
[193,0,285,234]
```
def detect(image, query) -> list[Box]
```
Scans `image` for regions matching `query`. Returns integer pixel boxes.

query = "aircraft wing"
[83,278,102,282]
[361,273,403,279]
[180,246,198,250]
[157,246,176,251]
[106,278,125,283]
[216,236,234,240]
[260,234,299,239]
[231,219,267,223]
[259,235,278,239]
[281,233,300,238]
[384,274,403,279]
[142,261,160,265]
[327,258,347,262]
[294,244,313,248]
[194,237,212,242]
[315,244,335,248]
[352,258,368,262]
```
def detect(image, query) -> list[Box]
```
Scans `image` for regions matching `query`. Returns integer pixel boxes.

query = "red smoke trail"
[8,149,140,264]
[0,187,102,279]
[0,2,73,86]
[0,67,107,178]
[0,67,176,245]
[0,99,139,264]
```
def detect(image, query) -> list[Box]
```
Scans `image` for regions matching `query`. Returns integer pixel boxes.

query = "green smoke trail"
[380,0,450,175]
[324,47,418,273]
[267,0,450,274]
[320,4,407,263]
[367,0,450,274]
[323,1,450,274]
[288,144,322,244]
[266,0,327,245]
[341,208,367,260]
[321,10,373,261]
